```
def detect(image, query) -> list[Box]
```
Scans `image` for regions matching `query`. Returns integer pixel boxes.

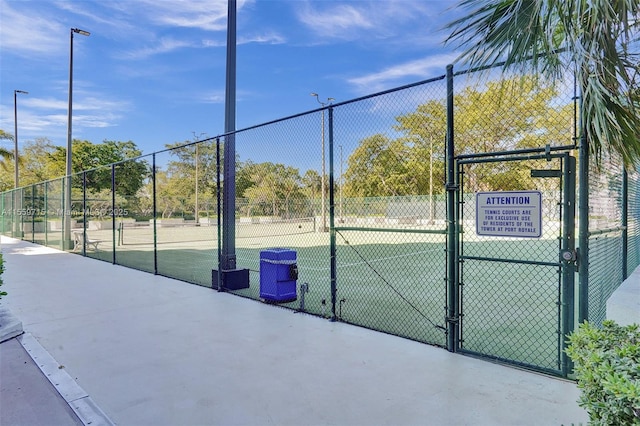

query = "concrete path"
[0,237,590,425]
[0,336,84,425]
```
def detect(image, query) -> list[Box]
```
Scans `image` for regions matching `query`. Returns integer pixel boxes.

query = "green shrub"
[0,253,6,299]
[566,320,640,425]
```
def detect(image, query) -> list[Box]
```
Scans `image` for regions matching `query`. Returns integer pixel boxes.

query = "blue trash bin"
[260,248,298,303]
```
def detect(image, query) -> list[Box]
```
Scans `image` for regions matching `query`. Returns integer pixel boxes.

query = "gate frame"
[449,146,577,377]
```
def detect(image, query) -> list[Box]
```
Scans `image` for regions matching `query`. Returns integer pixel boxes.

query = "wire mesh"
[587,152,625,326]
[111,156,155,273]
[628,169,640,277]
[453,69,575,373]
[1,62,638,376]
[336,229,447,346]
[43,178,64,250]
[325,74,450,344]
[152,146,218,286]
[458,154,565,373]
[223,110,332,314]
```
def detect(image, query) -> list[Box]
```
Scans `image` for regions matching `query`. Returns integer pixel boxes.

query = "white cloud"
[124,37,196,59]
[297,3,373,39]
[74,113,120,129]
[1,91,130,141]
[348,53,459,93]
[21,97,67,111]
[202,39,226,48]
[122,29,284,61]
[295,0,439,41]
[201,91,225,104]
[239,32,286,45]
[75,96,130,113]
[131,0,231,31]
[55,1,124,29]
[0,0,65,56]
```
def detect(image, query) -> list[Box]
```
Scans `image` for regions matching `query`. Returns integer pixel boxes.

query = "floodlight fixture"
[72,28,91,36]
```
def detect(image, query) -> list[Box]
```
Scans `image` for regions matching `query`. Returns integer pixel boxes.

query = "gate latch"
[560,249,577,263]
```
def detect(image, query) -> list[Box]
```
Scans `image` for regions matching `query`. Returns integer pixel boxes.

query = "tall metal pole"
[577,77,589,324]
[321,108,326,232]
[13,90,28,189]
[152,153,158,274]
[195,142,199,224]
[328,106,337,320]
[561,154,577,377]
[310,93,334,232]
[13,90,28,238]
[65,27,90,249]
[192,132,206,225]
[445,64,458,352]
[222,0,237,270]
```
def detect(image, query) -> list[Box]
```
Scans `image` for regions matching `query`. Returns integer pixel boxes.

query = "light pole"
[310,93,334,232]
[13,90,28,188]
[65,27,90,249]
[13,89,28,238]
[192,132,206,225]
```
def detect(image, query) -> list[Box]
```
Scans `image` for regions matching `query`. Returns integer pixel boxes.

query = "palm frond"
[445,0,566,79]
[445,0,640,165]
[0,130,14,141]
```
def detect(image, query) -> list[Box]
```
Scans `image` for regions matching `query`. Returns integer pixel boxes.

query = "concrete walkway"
[0,336,85,425]
[0,237,590,425]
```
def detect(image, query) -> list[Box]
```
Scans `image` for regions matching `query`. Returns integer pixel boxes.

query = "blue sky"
[1,0,463,156]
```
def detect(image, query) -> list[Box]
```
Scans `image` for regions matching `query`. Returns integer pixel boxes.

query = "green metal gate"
[455,149,577,376]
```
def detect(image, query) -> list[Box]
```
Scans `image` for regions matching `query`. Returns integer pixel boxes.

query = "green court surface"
[33,220,566,372]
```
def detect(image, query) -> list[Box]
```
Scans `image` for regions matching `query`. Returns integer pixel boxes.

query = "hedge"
[566,320,640,425]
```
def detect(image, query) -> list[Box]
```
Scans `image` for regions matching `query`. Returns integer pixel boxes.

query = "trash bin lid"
[260,248,296,261]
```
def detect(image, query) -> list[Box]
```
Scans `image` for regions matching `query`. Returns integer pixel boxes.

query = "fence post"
[82,171,87,256]
[622,166,628,280]
[561,154,577,376]
[222,133,237,271]
[329,106,338,321]
[221,0,237,272]
[577,111,589,324]
[60,180,65,250]
[29,186,34,242]
[445,64,459,352]
[44,182,48,246]
[216,139,223,290]
[216,137,222,291]
[111,164,116,264]
[152,153,158,275]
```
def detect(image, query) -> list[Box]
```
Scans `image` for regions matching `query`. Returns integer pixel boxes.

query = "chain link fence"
[2,62,639,376]
[586,152,625,326]
[628,169,640,278]
[458,154,568,374]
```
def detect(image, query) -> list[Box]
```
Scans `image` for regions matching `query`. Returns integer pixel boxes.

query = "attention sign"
[476,191,542,238]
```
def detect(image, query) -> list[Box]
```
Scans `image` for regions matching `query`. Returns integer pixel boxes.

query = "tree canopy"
[0,130,15,176]
[0,136,148,196]
[446,0,640,165]
[344,76,573,196]
[47,139,149,197]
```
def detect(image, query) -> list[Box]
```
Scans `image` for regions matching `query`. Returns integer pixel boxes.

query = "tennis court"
[3,62,639,380]
[44,212,564,373]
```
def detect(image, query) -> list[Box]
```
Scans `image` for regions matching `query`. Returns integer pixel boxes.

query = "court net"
[118,217,316,246]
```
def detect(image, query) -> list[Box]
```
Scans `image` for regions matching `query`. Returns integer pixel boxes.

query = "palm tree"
[0,130,16,171]
[445,0,640,165]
